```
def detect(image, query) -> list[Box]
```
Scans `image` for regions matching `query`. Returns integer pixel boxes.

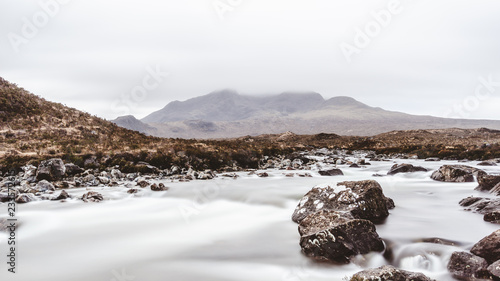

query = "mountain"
[117,90,500,138]
[112,115,157,136]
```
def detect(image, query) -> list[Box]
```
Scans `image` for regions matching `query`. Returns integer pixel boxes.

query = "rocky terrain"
[113,89,500,138]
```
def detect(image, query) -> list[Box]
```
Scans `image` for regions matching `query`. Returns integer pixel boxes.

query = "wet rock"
[299,213,384,263]
[478,161,497,166]
[198,170,215,180]
[35,180,55,192]
[297,173,312,177]
[64,163,84,176]
[476,174,500,192]
[151,183,169,191]
[425,157,441,162]
[52,190,70,200]
[15,193,37,203]
[350,265,434,281]
[387,163,428,175]
[460,197,500,215]
[490,182,500,196]
[484,211,500,224]
[298,210,355,236]
[257,172,269,177]
[36,158,66,181]
[487,260,500,280]
[471,230,500,264]
[431,165,485,182]
[0,192,12,202]
[318,169,344,176]
[81,191,103,202]
[349,163,360,168]
[137,179,150,188]
[447,251,489,280]
[292,180,393,224]
[127,189,140,194]
[420,237,461,246]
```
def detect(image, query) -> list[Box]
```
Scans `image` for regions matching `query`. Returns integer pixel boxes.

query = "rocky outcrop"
[350,265,434,281]
[292,180,394,224]
[431,165,485,182]
[318,169,344,176]
[36,158,66,181]
[292,180,393,263]
[471,230,500,264]
[387,163,428,175]
[447,251,489,280]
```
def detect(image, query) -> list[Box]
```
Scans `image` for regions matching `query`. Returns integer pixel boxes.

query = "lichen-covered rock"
[447,251,489,280]
[350,265,434,281]
[471,230,500,264]
[299,216,384,263]
[431,165,485,182]
[387,163,428,175]
[36,158,66,181]
[81,191,104,202]
[292,180,393,224]
[487,260,500,280]
[318,169,344,176]
[476,174,500,192]
[298,210,354,236]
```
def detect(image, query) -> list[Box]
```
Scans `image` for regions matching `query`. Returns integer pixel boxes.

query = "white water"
[1,159,498,281]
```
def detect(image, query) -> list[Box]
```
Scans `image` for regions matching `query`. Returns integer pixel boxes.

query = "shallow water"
[0,159,498,281]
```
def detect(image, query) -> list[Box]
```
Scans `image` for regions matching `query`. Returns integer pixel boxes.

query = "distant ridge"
[113,90,500,138]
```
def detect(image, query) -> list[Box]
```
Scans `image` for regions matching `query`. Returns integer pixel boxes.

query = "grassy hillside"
[1,77,499,174]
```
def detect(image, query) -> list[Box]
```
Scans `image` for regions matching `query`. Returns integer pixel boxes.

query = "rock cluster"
[292,180,394,263]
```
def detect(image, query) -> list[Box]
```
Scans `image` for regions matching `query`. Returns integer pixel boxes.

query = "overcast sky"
[1,0,500,120]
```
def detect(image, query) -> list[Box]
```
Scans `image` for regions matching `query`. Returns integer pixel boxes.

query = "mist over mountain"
[113,90,500,138]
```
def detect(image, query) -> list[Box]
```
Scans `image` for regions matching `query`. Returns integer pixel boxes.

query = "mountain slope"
[127,90,500,138]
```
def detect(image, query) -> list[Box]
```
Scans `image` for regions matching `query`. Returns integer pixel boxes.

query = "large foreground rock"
[292,180,394,224]
[431,165,485,182]
[387,163,428,175]
[447,251,489,280]
[350,265,434,281]
[299,210,384,263]
[36,158,66,181]
[471,230,500,264]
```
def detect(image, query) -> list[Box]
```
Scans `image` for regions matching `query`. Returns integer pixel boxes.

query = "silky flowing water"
[1,159,498,281]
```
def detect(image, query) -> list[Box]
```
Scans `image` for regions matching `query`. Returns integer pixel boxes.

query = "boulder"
[431,165,485,182]
[471,230,500,264]
[476,174,500,192]
[127,188,140,194]
[36,158,66,181]
[350,265,434,281]
[64,163,84,176]
[447,251,489,280]
[52,190,70,200]
[484,211,500,224]
[97,176,110,185]
[137,179,150,188]
[299,212,384,263]
[257,172,269,177]
[81,191,104,202]
[0,192,12,203]
[318,169,344,176]
[387,163,428,175]
[292,180,393,224]
[487,260,500,280]
[349,163,360,168]
[15,193,37,203]
[151,183,169,191]
[35,180,55,192]
[110,168,123,179]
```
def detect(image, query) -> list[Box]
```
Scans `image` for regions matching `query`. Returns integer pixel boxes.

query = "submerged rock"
[350,265,434,281]
[447,251,489,280]
[471,229,500,264]
[292,180,393,224]
[36,158,66,181]
[318,169,344,176]
[387,163,428,175]
[431,165,485,182]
